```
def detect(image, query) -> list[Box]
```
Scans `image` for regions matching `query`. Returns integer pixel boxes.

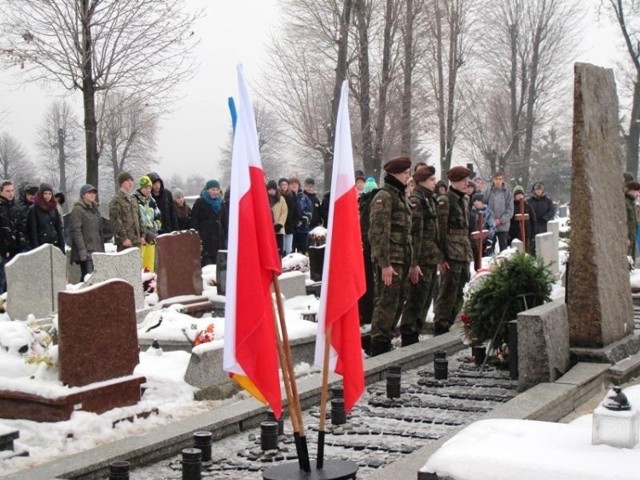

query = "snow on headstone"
[6,244,66,321]
[567,63,634,348]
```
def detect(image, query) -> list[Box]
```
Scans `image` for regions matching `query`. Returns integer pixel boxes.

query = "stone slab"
[85,247,145,310]
[517,299,571,391]
[6,244,67,321]
[59,279,140,387]
[277,271,307,299]
[155,231,203,301]
[535,232,557,274]
[571,332,640,364]
[568,63,634,348]
[0,376,145,422]
[216,250,227,296]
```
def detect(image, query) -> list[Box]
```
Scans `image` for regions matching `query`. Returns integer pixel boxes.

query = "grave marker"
[85,248,145,310]
[155,231,203,301]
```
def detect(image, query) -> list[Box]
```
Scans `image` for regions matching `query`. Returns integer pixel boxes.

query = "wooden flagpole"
[271,274,311,472]
[316,324,333,469]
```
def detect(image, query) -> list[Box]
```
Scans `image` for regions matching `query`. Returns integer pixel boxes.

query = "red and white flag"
[223,64,282,418]
[314,80,366,413]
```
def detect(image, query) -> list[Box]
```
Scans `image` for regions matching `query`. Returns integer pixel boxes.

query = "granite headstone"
[6,244,66,321]
[85,247,144,310]
[155,231,203,301]
[58,279,140,387]
[568,63,634,348]
[308,245,325,282]
[277,271,307,299]
[216,250,227,296]
[535,232,557,274]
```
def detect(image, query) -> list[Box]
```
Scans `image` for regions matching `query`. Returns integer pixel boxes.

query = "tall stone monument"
[568,63,634,348]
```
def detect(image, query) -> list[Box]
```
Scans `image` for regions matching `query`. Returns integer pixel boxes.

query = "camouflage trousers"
[433,261,470,333]
[400,264,438,336]
[371,262,409,345]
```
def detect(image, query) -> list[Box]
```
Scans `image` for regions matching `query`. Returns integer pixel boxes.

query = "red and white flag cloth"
[314,80,366,413]
[223,64,282,418]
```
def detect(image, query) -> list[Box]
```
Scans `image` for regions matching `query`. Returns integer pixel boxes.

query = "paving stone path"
[134,349,518,479]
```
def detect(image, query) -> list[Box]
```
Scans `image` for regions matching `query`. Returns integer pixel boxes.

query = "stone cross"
[470,210,490,271]
[567,63,634,348]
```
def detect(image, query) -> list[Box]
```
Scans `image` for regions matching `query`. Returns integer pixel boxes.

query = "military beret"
[447,166,471,182]
[627,181,640,191]
[383,156,412,174]
[413,165,436,183]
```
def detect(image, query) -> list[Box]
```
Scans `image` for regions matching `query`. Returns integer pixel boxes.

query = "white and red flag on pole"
[314,80,366,413]
[223,64,282,417]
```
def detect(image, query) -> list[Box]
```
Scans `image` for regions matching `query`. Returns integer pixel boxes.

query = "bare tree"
[465,0,580,186]
[100,92,158,192]
[0,132,38,185]
[607,0,640,177]
[35,100,84,208]
[0,0,201,190]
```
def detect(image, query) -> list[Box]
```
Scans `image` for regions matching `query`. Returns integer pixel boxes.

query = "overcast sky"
[0,0,627,186]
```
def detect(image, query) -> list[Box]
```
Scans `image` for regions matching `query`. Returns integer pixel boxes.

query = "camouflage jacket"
[368,176,412,267]
[109,190,142,247]
[409,185,442,266]
[437,187,472,262]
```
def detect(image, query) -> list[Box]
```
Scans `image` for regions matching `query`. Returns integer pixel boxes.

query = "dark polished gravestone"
[0,280,146,422]
[308,245,325,282]
[156,231,203,301]
[567,63,635,350]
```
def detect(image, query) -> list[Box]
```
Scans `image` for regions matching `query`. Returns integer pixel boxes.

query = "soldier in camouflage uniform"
[368,156,413,356]
[399,165,442,346]
[433,166,473,335]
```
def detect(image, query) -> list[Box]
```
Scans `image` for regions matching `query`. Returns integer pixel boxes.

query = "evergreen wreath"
[463,253,554,346]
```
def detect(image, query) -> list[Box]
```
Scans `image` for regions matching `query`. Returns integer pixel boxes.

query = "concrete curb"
[5,332,464,480]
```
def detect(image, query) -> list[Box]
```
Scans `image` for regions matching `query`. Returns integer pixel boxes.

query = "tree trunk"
[81,0,99,190]
[521,19,542,189]
[325,0,353,186]
[57,127,68,213]
[400,0,413,156]
[444,0,459,175]
[435,0,446,176]
[626,74,640,178]
[355,0,374,175]
[373,0,396,179]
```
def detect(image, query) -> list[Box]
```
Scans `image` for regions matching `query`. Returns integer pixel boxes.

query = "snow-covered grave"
[420,385,640,480]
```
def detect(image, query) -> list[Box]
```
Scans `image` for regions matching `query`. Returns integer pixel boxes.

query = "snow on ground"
[421,386,640,480]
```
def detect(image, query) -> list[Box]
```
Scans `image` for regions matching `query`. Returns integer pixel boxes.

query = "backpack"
[358,188,381,243]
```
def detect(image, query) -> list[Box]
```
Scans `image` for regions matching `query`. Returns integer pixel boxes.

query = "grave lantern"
[592,387,639,449]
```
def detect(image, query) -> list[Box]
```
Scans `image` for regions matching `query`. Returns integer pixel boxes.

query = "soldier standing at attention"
[368,156,413,356]
[433,166,473,335]
[399,165,442,347]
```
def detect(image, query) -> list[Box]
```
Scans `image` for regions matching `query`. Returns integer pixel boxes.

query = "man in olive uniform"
[399,165,442,346]
[433,166,473,335]
[369,156,413,356]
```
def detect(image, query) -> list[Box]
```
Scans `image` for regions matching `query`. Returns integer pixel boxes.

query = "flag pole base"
[262,459,358,479]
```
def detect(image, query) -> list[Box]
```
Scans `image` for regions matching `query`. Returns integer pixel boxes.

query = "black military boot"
[433,323,450,336]
[369,341,392,357]
[401,332,419,347]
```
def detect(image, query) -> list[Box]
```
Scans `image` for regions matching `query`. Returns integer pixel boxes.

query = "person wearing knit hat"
[69,183,104,278]
[368,156,412,356]
[191,178,226,266]
[431,164,473,336]
[528,181,556,237]
[109,170,143,252]
[277,177,296,255]
[138,175,153,189]
[28,182,65,253]
[172,188,192,231]
[474,176,486,192]
[484,170,513,252]
[399,163,442,347]
[267,179,288,257]
[355,170,366,197]
[117,171,134,186]
[363,177,378,193]
[509,184,536,253]
[470,189,497,258]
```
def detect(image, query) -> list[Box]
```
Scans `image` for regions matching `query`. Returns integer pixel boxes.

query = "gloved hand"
[274,224,283,234]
